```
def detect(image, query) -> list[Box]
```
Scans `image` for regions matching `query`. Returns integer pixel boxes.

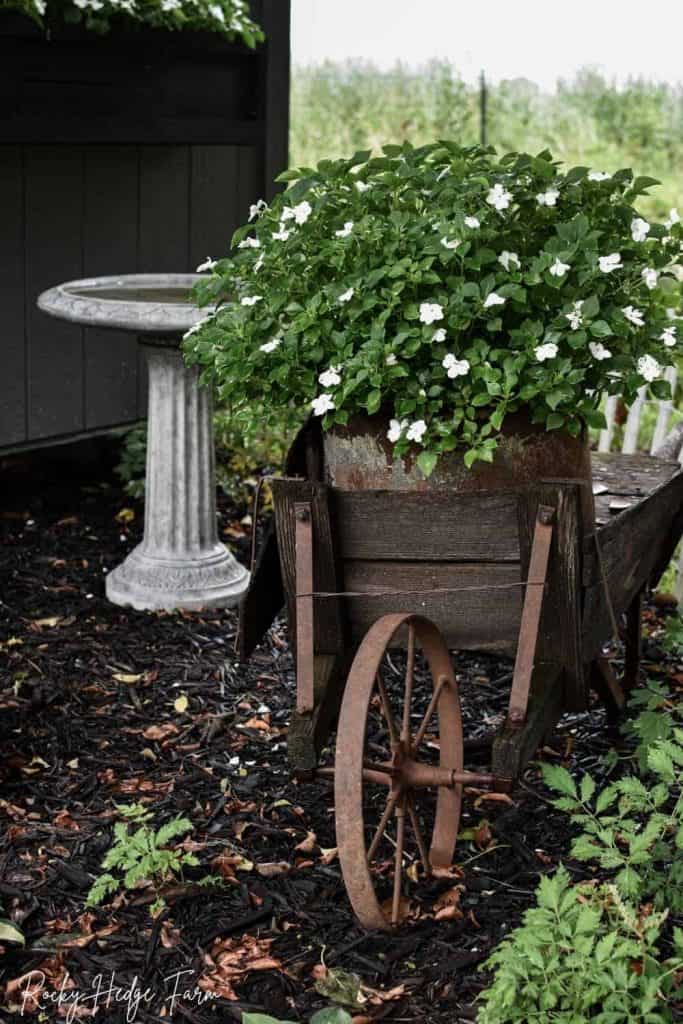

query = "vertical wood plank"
[25,145,84,440]
[0,146,27,445]
[189,145,241,268]
[83,145,140,429]
[260,0,290,196]
[650,366,677,453]
[598,394,618,452]
[622,385,646,453]
[139,146,191,271]
[518,483,584,711]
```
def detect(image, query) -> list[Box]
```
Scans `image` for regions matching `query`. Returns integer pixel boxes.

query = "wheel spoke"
[367,787,401,863]
[406,794,430,874]
[391,796,407,925]
[375,672,399,746]
[412,675,447,752]
[401,624,416,743]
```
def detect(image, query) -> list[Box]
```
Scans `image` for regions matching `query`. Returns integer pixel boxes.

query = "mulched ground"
[0,442,679,1023]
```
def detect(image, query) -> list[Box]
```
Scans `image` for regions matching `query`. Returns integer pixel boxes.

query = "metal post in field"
[479,69,487,146]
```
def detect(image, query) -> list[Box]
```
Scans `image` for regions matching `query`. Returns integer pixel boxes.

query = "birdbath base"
[106,544,247,612]
[38,275,249,611]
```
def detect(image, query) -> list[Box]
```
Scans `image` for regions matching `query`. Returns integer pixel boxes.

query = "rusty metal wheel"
[334,613,463,930]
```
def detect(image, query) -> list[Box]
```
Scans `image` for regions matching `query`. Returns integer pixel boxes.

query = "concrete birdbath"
[38,274,249,611]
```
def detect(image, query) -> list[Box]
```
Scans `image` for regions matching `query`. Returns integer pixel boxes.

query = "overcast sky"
[291,1,683,90]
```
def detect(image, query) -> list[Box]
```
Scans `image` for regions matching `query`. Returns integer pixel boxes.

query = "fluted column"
[106,338,249,611]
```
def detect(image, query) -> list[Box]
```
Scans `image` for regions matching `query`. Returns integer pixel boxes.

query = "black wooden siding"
[0,0,289,451]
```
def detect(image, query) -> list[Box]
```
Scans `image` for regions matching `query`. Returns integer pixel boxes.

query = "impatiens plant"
[1,0,263,44]
[184,142,683,474]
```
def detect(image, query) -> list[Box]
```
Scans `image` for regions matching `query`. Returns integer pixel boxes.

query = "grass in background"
[291,62,683,217]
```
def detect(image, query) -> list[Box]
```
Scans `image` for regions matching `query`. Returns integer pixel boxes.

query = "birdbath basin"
[38,274,249,612]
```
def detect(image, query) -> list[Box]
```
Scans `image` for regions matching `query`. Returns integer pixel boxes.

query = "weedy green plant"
[242,1010,351,1024]
[86,803,198,912]
[477,867,683,1023]
[0,0,263,44]
[479,678,683,1022]
[115,403,303,505]
[186,142,682,474]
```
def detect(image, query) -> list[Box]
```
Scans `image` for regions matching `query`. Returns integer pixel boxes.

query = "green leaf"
[579,775,596,804]
[417,451,438,478]
[366,389,382,414]
[242,1015,298,1024]
[546,412,565,430]
[0,919,25,946]
[589,320,612,338]
[310,1011,353,1024]
[542,764,578,798]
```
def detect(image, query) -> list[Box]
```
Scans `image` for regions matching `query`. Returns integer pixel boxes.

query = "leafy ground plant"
[86,802,197,913]
[243,1010,352,1024]
[478,679,683,1022]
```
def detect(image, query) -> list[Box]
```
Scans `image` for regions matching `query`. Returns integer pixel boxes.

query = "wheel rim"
[334,613,463,930]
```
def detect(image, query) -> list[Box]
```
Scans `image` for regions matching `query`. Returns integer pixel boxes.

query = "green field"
[291,61,683,218]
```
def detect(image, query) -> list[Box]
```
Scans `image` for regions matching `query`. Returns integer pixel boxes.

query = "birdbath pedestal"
[38,274,249,611]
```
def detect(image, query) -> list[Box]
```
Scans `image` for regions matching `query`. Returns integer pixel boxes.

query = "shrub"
[1,0,263,44]
[185,142,682,475]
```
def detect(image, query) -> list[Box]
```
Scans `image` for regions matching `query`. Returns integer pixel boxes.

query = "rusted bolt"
[296,507,310,522]
[539,508,554,525]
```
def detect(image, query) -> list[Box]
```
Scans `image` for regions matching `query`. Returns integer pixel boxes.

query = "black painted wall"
[0,0,290,451]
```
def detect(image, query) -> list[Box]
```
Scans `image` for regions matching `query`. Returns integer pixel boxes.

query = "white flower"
[183,314,214,339]
[238,236,260,249]
[292,200,312,225]
[441,237,460,250]
[537,188,560,207]
[631,217,650,242]
[311,393,335,416]
[248,199,267,221]
[241,295,262,307]
[622,305,645,327]
[338,287,354,304]
[498,251,520,271]
[484,292,506,309]
[419,302,444,324]
[486,183,513,211]
[335,221,354,238]
[196,257,217,272]
[599,253,623,273]
[660,326,677,347]
[406,419,428,443]
[565,301,584,331]
[281,206,295,222]
[431,328,446,343]
[387,418,408,442]
[355,180,371,192]
[464,216,480,229]
[665,208,680,229]
[588,170,611,181]
[318,366,342,387]
[641,267,658,290]
[442,353,470,378]
[385,353,398,366]
[260,337,282,353]
[667,308,683,320]
[272,225,290,241]
[534,342,558,362]
[589,342,612,361]
[161,0,181,10]
[254,253,265,272]
[208,4,225,22]
[549,257,570,277]
[637,354,662,382]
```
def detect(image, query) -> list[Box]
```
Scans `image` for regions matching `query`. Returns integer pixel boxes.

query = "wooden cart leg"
[288,652,352,774]
[492,665,564,781]
[589,657,624,726]
[623,589,643,696]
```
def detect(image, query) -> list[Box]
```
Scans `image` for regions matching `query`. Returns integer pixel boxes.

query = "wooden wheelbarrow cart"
[239,423,683,929]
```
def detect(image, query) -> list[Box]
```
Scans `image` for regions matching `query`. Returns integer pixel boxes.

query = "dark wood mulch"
[0,442,678,1023]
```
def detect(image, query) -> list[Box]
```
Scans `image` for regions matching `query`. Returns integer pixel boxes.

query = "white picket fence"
[597,364,683,597]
